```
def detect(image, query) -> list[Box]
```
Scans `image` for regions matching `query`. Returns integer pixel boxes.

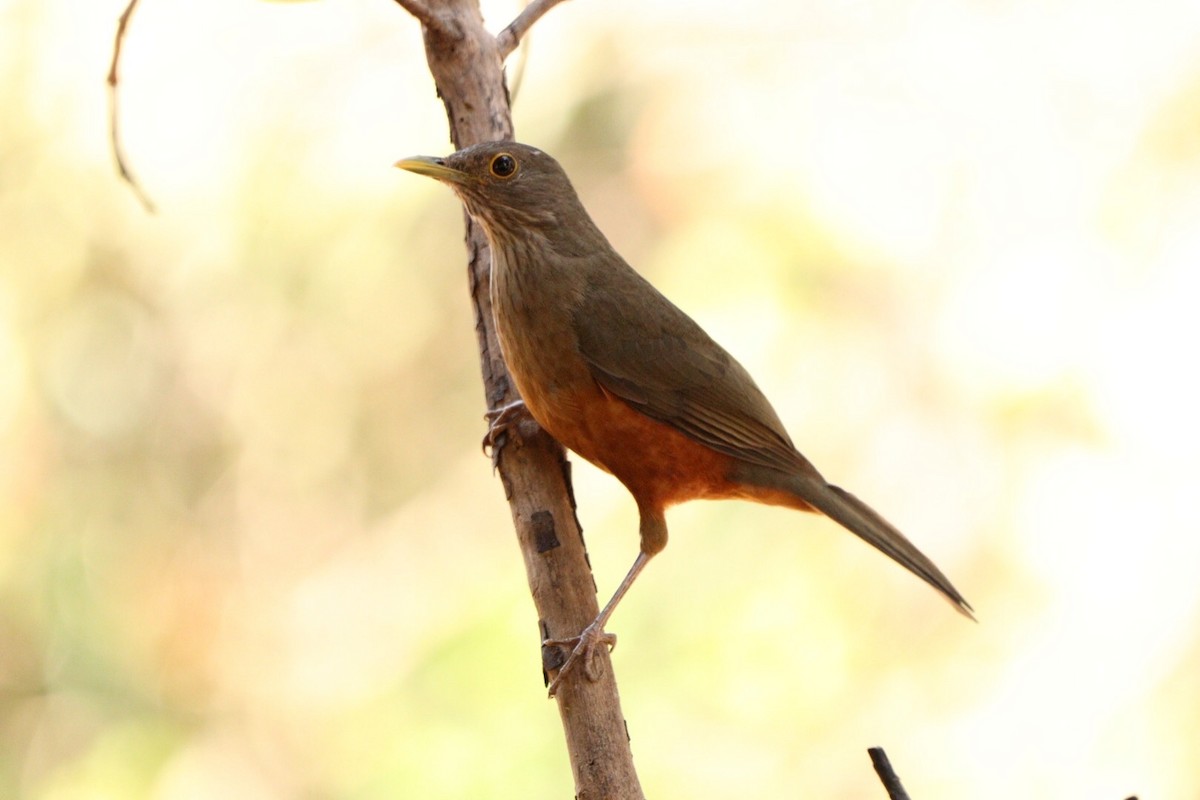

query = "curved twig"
[107,0,156,213]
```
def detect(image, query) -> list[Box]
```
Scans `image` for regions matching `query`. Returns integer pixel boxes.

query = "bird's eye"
[490,153,518,178]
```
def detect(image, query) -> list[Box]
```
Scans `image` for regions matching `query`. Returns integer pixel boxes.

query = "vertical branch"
[397,2,643,798]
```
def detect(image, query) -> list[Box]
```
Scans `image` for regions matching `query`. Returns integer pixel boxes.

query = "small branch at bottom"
[868,747,912,800]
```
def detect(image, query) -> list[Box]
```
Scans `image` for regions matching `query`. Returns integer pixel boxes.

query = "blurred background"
[2,0,1199,796]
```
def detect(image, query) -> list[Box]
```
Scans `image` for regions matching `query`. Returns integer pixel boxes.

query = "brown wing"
[571,254,807,474]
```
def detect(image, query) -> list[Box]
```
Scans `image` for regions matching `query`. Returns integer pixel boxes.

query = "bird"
[396,141,972,696]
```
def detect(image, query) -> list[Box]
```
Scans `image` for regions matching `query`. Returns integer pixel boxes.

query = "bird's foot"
[543,621,618,697]
[481,399,530,465]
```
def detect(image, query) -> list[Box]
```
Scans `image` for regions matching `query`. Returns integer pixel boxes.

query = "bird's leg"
[481,398,530,461]
[544,550,652,697]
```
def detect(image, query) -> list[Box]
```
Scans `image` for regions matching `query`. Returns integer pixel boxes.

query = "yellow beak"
[394,156,471,185]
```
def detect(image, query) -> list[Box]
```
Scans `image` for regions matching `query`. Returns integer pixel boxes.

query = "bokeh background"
[3,0,1200,796]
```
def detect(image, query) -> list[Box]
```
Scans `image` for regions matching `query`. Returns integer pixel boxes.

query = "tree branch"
[496,0,571,59]
[391,0,454,36]
[391,0,431,20]
[869,747,912,800]
[395,1,644,797]
[107,0,155,212]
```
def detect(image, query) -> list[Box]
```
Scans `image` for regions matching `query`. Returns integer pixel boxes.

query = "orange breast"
[528,382,742,510]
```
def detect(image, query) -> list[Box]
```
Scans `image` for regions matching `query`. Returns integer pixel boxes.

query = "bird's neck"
[479,206,609,262]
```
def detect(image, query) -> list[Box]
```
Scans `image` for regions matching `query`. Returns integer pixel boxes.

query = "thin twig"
[506,20,533,103]
[496,0,571,59]
[868,747,912,800]
[107,0,155,213]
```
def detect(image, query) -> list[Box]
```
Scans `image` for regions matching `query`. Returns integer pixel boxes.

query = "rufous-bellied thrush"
[397,142,972,697]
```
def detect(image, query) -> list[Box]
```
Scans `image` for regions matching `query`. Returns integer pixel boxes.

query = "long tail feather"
[791,475,974,618]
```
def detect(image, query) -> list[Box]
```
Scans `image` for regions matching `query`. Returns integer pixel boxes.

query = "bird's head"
[395,141,600,250]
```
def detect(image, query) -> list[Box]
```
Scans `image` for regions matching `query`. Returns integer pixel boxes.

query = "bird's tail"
[788,474,974,619]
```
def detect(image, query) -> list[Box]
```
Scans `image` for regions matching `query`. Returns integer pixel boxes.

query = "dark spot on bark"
[542,640,567,671]
[531,509,559,553]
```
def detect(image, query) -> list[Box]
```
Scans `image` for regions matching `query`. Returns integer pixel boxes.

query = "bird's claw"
[481,399,530,464]
[543,622,618,697]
